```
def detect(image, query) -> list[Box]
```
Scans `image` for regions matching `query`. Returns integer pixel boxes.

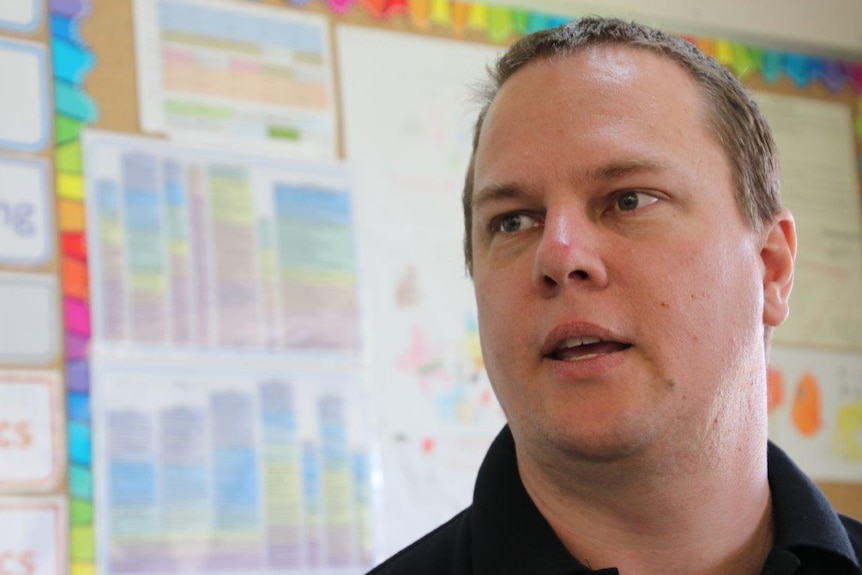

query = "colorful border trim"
[49,1,96,574]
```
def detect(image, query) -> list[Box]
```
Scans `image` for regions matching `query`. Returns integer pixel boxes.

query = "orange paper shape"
[451,2,469,34]
[792,371,823,437]
[408,0,430,28]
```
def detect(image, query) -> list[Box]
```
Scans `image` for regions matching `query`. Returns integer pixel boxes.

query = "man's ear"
[761,209,797,328]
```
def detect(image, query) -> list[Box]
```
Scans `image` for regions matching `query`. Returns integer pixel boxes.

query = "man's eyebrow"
[471,183,528,212]
[471,159,670,211]
[584,159,669,182]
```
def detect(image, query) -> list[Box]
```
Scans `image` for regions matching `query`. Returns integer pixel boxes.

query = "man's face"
[470,47,791,465]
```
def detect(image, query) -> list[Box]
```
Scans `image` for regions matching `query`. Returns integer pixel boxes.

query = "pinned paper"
[68,463,91,499]
[67,421,90,465]
[526,11,551,34]
[467,2,487,30]
[64,332,87,361]
[57,172,84,202]
[65,360,88,394]
[67,392,89,423]
[58,199,85,231]
[408,0,430,28]
[55,115,83,146]
[52,39,94,85]
[713,39,733,68]
[846,63,862,93]
[0,498,67,575]
[50,15,82,45]
[451,2,469,34]
[511,9,529,36]
[384,0,408,14]
[0,273,59,365]
[54,82,97,123]
[70,525,94,562]
[56,140,83,173]
[730,43,759,77]
[694,38,715,58]
[50,0,88,18]
[61,256,88,300]
[69,498,92,525]
[64,297,91,337]
[784,53,812,88]
[61,232,87,259]
[0,157,53,266]
[0,370,62,490]
[359,0,386,17]
[762,50,784,84]
[0,39,49,152]
[429,0,450,26]
[823,61,848,92]
[71,564,95,575]
[0,0,41,32]
[327,0,353,14]
[487,6,513,43]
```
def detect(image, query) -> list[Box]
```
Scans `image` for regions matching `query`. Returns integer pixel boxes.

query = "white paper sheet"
[0,156,53,265]
[0,272,59,365]
[0,497,66,575]
[83,131,360,357]
[133,0,337,158]
[0,0,41,32]
[337,25,505,558]
[0,38,48,152]
[0,370,64,491]
[757,92,862,350]
[92,357,374,574]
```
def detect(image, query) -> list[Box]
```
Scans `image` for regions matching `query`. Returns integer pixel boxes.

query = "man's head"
[466,18,796,465]
[463,17,782,274]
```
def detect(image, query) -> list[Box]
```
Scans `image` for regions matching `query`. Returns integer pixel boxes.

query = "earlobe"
[761,209,797,327]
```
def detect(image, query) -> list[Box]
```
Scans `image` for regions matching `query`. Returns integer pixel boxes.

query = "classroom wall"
[507,0,862,56]
[2,1,862,575]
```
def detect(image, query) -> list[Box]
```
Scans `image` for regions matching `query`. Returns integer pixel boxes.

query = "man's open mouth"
[547,336,633,361]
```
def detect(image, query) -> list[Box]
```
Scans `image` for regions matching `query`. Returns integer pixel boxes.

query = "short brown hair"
[462,17,782,275]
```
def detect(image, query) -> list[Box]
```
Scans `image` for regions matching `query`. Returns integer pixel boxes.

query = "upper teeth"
[560,336,602,349]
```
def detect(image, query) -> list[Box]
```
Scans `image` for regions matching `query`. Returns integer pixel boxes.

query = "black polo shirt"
[368,426,862,575]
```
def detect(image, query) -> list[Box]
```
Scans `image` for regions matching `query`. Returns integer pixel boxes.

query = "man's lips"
[541,324,633,361]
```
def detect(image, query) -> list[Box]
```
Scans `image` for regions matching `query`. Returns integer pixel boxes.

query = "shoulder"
[839,513,862,561]
[366,508,472,575]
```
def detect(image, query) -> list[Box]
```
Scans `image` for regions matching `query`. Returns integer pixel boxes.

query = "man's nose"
[531,209,609,296]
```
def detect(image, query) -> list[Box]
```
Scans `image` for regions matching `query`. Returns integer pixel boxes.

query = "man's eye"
[613,191,658,212]
[495,213,538,233]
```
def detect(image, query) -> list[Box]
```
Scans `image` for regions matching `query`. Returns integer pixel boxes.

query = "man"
[368,17,862,575]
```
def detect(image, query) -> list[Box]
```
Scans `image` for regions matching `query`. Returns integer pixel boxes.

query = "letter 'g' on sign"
[0,158,52,265]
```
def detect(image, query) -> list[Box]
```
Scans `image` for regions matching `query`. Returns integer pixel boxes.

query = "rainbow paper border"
[49,1,97,574]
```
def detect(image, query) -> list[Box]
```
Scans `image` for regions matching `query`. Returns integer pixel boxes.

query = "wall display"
[337,24,505,556]
[0,497,67,575]
[0,156,53,266]
[760,93,862,350]
[0,272,59,366]
[92,361,374,574]
[0,0,42,33]
[769,347,862,480]
[0,37,49,152]
[0,370,64,492]
[133,0,338,158]
[83,131,360,355]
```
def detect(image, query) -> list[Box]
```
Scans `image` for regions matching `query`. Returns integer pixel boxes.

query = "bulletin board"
[2,0,862,574]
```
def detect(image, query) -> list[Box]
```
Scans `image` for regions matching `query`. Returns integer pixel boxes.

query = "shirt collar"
[469,427,860,574]
[768,440,860,568]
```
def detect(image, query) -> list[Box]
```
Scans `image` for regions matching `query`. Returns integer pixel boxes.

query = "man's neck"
[516,435,774,575]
